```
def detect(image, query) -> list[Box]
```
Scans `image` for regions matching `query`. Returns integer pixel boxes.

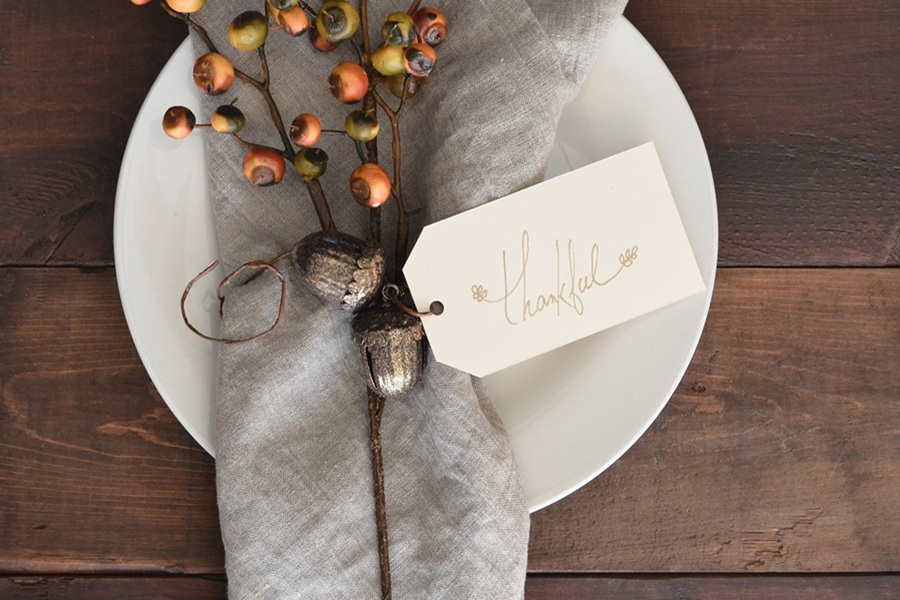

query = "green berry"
[344,110,380,142]
[210,104,246,134]
[371,44,406,77]
[228,11,269,51]
[381,12,416,46]
[316,1,360,42]
[294,147,329,179]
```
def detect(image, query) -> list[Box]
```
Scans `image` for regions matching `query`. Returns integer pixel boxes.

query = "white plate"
[114,16,717,513]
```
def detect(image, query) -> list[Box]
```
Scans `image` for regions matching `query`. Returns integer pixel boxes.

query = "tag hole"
[429,301,444,316]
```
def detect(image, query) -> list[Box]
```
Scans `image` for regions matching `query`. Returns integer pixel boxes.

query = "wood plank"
[0,577,225,600]
[3,267,899,574]
[1,575,897,599]
[625,1,900,266]
[0,2,897,267]
[0,1,183,266]
[530,268,900,571]
[0,268,223,573]
[525,575,900,599]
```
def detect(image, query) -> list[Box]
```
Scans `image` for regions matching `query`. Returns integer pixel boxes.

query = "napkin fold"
[191,1,626,597]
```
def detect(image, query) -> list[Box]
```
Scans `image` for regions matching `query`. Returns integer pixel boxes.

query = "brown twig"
[181,260,286,343]
[367,389,392,600]
[360,0,381,245]
[406,0,423,16]
[304,177,337,231]
[371,88,411,280]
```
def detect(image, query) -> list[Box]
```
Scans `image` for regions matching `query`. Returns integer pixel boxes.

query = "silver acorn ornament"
[351,303,425,397]
[291,230,386,312]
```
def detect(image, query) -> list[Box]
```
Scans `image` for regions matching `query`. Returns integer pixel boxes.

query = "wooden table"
[1,1,898,597]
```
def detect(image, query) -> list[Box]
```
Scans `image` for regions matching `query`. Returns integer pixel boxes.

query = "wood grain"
[530,268,900,572]
[0,2,896,267]
[526,575,900,599]
[0,268,223,574]
[2,575,898,599]
[2,267,898,575]
[0,2,183,267]
[625,1,900,266]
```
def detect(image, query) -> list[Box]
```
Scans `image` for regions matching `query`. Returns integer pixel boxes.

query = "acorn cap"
[292,230,385,312]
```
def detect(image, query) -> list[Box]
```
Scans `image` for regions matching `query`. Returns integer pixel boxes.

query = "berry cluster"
[154,1,445,215]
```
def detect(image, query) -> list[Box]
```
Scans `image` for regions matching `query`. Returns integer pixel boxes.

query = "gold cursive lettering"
[471,231,638,325]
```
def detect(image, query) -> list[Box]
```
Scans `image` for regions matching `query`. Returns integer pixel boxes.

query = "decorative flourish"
[619,245,639,268]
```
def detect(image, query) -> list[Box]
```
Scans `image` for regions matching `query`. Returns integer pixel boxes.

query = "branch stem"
[371,88,410,280]
[304,177,337,231]
[367,389,392,600]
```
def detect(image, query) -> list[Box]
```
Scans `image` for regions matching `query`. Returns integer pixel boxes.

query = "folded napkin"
[191,0,625,597]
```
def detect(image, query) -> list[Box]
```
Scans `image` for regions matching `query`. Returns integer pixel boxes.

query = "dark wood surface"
[1,0,898,598]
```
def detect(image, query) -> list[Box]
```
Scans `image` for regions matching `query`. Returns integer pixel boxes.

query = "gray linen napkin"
[191,0,626,597]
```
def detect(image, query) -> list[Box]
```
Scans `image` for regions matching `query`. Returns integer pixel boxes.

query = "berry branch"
[145,2,450,597]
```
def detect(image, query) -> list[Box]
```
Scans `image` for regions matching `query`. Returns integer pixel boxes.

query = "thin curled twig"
[181,259,287,344]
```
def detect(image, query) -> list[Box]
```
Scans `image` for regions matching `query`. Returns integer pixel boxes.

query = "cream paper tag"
[403,142,706,378]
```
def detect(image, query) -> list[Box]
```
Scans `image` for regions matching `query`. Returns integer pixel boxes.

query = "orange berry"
[166,0,205,13]
[413,7,447,46]
[328,61,368,103]
[290,113,322,147]
[277,5,311,36]
[403,43,437,77]
[350,163,392,208]
[193,53,235,95]
[310,27,340,52]
[162,106,195,139]
[243,146,286,186]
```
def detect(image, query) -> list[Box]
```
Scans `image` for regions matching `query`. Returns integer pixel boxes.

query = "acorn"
[292,230,386,312]
[267,0,296,9]
[351,303,425,397]
[412,7,447,46]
